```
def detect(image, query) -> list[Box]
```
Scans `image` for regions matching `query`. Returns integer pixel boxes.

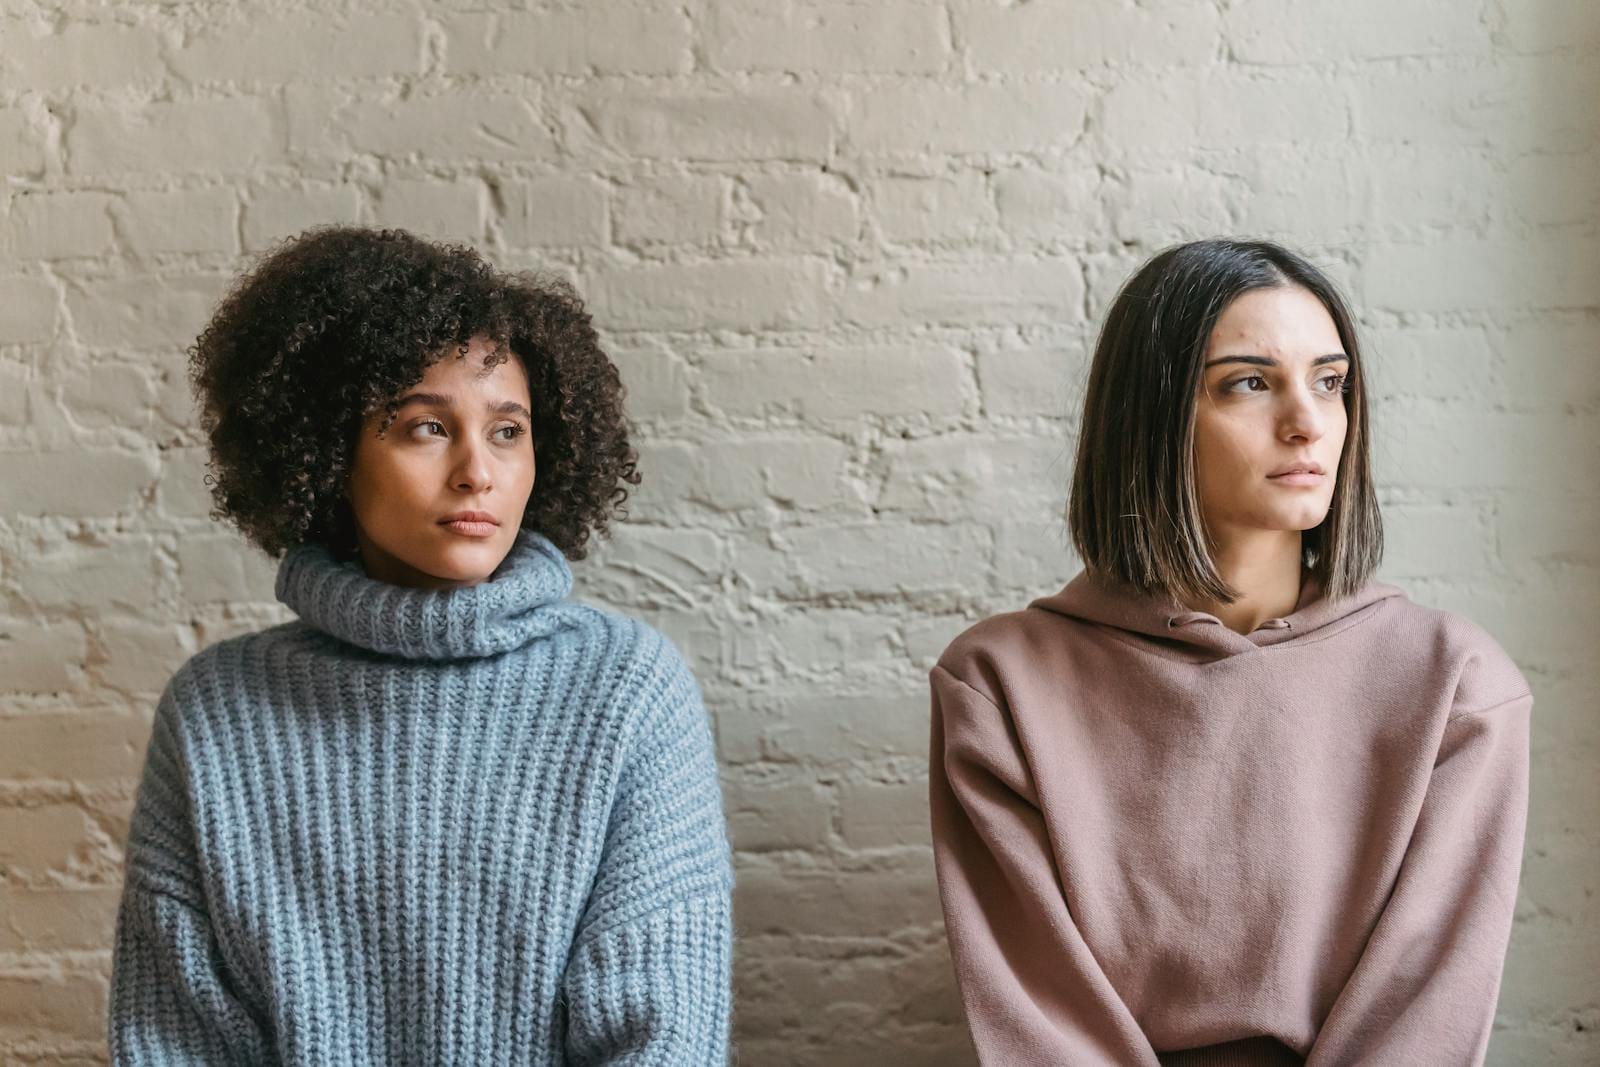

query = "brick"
[0,449,159,517]
[1362,325,1495,403]
[500,177,606,248]
[1106,166,1237,243]
[287,88,557,163]
[629,437,847,516]
[582,90,832,162]
[114,187,239,255]
[956,0,1218,71]
[724,777,830,851]
[873,173,993,244]
[68,98,277,176]
[589,259,830,332]
[737,172,859,252]
[243,185,364,252]
[992,168,1102,241]
[838,779,929,848]
[776,522,992,597]
[609,342,692,421]
[1099,74,1347,154]
[0,802,109,878]
[1494,492,1600,569]
[902,613,976,670]
[1495,0,1599,53]
[0,109,47,175]
[445,8,690,76]
[65,274,226,349]
[995,519,1076,592]
[613,175,724,248]
[1221,0,1485,64]
[0,619,88,692]
[716,690,928,766]
[1500,314,1600,411]
[0,712,149,782]
[581,528,722,610]
[374,179,484,240]
[93,619,194,693]
[1383,503,1495,580]
[876,434,1068,521]
[3,191,116,260]
[838,260,1082,328]
[176,532,280,602]
[0,885,122,952]
[0,275,58,343]
[846,84,1088,157]
[20,539,161,613]
[1363,237,1600,313]
[725,608,893,680]
[0,21,163,89]
[699,344,967,421]
[0,972,107,1043]
[154,445,215,519]
[976,341,1084,418]
[735,858,941,937]
[171,14,423,83]
[706,1,948,74]
[1506,150,1599,227]
[1377,412,1590,494]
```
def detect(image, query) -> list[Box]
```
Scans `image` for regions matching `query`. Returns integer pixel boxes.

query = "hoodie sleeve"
[1306,687,1532,1067]
[929,663,1160,1066]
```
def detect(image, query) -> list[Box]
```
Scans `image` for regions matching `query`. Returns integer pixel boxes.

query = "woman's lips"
[1268,472,1326,487]
[440,519,499,538]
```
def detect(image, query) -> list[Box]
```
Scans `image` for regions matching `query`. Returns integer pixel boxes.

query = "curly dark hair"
[190,226,638,560]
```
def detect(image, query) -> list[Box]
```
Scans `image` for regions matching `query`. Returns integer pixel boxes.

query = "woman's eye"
[417,420,446,436]
[495,424,525,442]
[1319,374,1348,393]
[1225,375,1268,393]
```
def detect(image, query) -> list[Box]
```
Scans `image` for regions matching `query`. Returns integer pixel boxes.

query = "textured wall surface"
[2,0,1597,1063]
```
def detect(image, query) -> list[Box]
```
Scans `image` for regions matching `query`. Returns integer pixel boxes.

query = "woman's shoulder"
[162,620,306,697]
[1372,589,1532,714]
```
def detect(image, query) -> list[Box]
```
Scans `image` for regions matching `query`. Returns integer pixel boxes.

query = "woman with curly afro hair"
[109,226,734,1065]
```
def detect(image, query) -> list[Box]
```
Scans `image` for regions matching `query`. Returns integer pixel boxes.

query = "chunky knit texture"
[110,529,734,1065]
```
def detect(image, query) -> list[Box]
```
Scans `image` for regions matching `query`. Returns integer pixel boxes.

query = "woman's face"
[346,336,536,589]
[1192,285,1349,549]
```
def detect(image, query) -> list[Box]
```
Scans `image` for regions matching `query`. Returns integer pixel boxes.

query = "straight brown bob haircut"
[1068,237,1383,606]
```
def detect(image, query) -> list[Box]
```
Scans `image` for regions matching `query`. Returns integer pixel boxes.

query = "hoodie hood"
[1030,567,1406,661]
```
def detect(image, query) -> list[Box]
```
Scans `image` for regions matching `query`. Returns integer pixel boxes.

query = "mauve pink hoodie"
[929,567,1532,1066]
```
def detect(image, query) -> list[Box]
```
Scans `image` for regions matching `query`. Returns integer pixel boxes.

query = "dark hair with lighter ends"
[191,226,639,560]
[1067,238,1383,605]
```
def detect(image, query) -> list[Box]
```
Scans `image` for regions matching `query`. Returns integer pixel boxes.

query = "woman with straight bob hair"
[110,227,733,1064]
[929,238,1532,1066]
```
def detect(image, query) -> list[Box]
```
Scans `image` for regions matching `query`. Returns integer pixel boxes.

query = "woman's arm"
[561,639,734,1066]
[109,683,270,1065]
[929,663,1159,1066]
[1306,690,1532,1067]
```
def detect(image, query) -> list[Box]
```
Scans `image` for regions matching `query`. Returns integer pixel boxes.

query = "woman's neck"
[1191,529,1305,635]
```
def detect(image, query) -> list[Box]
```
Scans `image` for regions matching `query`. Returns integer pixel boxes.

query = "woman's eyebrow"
[490,399,533,421]
[396,391,454,409]
[396,392,532,421]
[1204,353,1349,369]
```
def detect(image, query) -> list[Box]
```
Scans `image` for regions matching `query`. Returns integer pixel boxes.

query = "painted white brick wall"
[2,1,1596,1063]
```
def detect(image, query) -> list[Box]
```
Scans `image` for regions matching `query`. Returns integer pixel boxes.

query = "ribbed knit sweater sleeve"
[928,664,1160,1066]
[109,677,269,1065]
[562,637,734,1066]
[1306,687,1532,1067]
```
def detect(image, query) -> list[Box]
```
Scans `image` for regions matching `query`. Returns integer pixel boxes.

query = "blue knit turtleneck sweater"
[110,529,734,1065]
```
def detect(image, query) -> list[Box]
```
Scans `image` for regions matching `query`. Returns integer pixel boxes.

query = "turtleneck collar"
[275,528,575,661]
